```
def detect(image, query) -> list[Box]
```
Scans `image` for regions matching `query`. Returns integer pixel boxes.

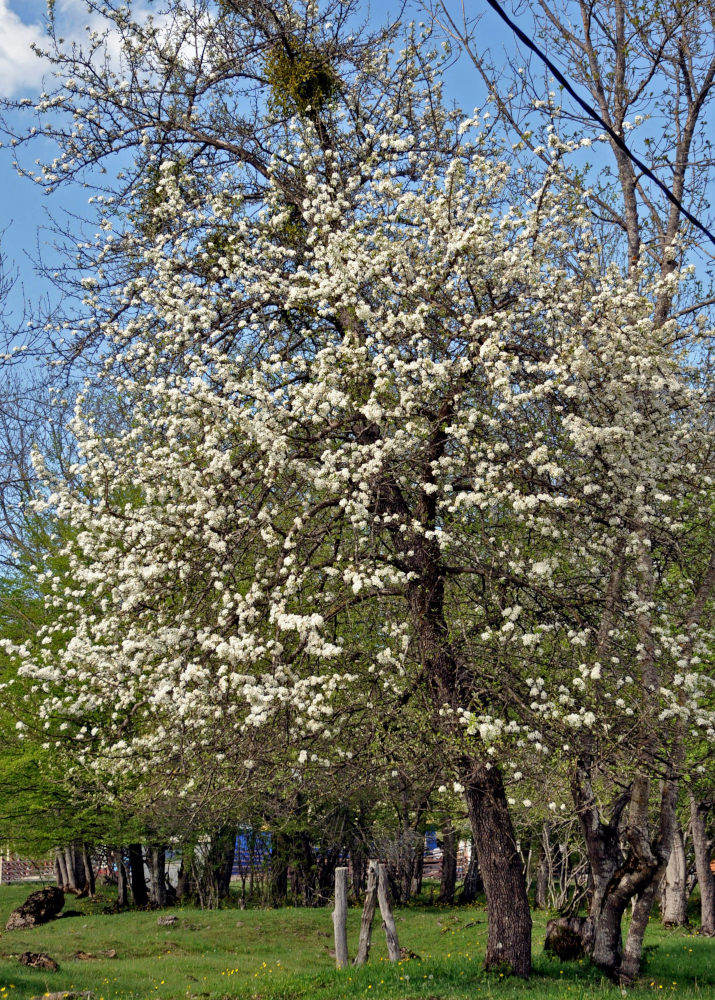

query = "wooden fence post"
[354,859,378,965]
[377,863,401,962]
[333,866,349,969]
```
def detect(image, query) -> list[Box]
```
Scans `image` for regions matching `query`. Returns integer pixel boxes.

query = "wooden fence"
[0,855,55,884]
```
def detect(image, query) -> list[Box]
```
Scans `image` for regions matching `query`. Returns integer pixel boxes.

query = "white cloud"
[0,0,164,99]
[0,1,49,98]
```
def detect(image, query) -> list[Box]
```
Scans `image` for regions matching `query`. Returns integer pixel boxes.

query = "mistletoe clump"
[264,37,340,118]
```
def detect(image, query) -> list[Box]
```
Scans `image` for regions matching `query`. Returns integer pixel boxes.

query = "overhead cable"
[482,0,715,251]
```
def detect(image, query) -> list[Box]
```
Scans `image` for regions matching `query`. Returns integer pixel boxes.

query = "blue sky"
[0,0,127,330]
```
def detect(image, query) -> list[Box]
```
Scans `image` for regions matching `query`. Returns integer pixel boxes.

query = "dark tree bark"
[622,879,661,981]
[149,846,167,907]
[437,821,457,905]
[215,830,236,901]
[389,432,532,973]
[351,844,367,897]
[175,849,193,903]
[270,832,290,905]
[621,778,679,982]
[465,763,532,977]
[572,764,678,982]
[412,840,424,897]
[297,828,318,906]
[128,844,149,907]
[388,826,422,905]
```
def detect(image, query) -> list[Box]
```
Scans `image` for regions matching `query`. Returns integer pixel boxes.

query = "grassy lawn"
[0,884,712,1000]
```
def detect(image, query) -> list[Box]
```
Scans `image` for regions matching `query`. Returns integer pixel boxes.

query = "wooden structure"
[0,853,55,884]
[332,860,400,969]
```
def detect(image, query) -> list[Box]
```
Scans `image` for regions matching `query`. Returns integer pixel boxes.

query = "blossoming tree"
[4,0,714,982]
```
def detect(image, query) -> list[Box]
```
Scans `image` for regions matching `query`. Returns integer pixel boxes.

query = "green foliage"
[264,38,340,118]
[0,527,147,854]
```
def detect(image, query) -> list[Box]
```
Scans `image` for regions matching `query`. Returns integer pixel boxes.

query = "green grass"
[0,884,712,1000]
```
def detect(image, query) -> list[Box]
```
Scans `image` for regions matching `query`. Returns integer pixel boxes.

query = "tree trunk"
[690,793,715,936]
[64,845,79,891]
[412,839,424,897]
[203,826,236,902]
[389,817,421,905]
[570,766,626,974]
[465,762,532,977]
[437,820,457,904]
[621,878,660,982]
[535,823,550,909]
[589,880,627,974]
[149,846,167,907]
[116,852,129,908]
[351,844,367,897]
[459,845,482,904]
[397,445,531,973]
[572,764,678,981]
[128,843,149,907]
[55,849,68,889]
[176,852,190,902]
[82,844,96,897]
[216,827,236,899]
[270,832,290,905]
[661,827,689,926]
[620,777,679,984]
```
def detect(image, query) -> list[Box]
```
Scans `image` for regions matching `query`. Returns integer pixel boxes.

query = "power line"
[482,0,715,251]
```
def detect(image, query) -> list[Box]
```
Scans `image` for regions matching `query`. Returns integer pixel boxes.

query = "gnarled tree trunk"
[385,407,533,975]
[269,831,290,905]
[572,763,678,982]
